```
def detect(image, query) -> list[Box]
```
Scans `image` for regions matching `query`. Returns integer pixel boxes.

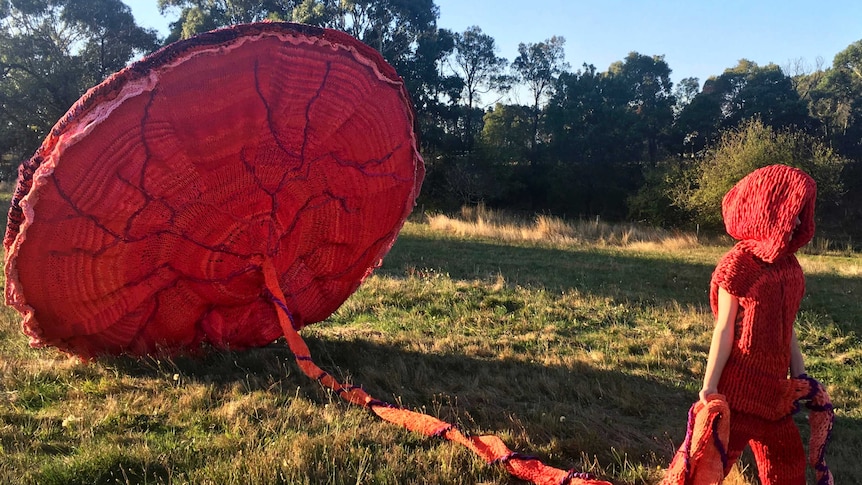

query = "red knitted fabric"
[719,165,816,263]
[709,165,816,420]
[726,412,805,484]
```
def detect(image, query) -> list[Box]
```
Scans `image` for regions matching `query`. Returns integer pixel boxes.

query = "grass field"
[1,212,860,484]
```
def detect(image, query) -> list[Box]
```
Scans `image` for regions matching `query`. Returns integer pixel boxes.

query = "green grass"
[1,220,860,484]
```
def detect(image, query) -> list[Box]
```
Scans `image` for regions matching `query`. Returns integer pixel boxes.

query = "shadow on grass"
[103,332,862,484]
[104,335,690,483]
[381,233,717,308]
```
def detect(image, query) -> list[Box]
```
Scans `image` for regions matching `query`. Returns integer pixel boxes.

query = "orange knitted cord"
[262,259,611,485]
[663,379,833,485]
[787,376,835,485]
[661,395,730,485]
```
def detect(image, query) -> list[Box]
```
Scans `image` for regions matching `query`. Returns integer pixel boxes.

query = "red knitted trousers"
[725,412,805,484]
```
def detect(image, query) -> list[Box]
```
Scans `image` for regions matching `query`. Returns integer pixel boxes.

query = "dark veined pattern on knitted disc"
[4,22,424,357]
[3,22,609,485]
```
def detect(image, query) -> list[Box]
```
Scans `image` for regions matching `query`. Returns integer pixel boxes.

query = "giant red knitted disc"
[3,22,424,358]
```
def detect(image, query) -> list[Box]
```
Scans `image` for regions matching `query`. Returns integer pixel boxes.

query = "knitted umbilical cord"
[261,260,612,485]
[661,395,730,485]
[790,376,835,485]
[663,380,833,485]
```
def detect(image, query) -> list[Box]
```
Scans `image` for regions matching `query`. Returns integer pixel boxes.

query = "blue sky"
[129,1,862,100]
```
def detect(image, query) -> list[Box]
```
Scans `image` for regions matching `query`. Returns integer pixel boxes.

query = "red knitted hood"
[721,165,816,262]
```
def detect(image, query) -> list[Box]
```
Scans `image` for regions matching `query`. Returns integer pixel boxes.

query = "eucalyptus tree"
[808,40,862,156]
[398,27,458,151]
[672,77,700,116]
[804,39,862,228]
[158,0,297,41]
[608,52,675,164]
[511,36,568,150]
[665,76,703,156]
[542,64,642,217]
[0,0,158,179]
[294,0,438,67]
[449,25,508,150]
[721,60,812,129]
[675,60,813,155]
[160,0,441,72]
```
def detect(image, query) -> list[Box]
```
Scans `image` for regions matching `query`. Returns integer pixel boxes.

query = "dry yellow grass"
[801,257,862,277]
[428,205,700,250]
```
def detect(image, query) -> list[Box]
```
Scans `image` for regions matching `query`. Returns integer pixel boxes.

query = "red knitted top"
[709,165,817,420]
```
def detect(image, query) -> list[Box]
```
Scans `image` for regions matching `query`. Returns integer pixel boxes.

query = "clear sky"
[129,1,862,100]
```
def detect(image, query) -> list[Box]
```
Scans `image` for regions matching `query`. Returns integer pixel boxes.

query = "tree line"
[2,0,861,238]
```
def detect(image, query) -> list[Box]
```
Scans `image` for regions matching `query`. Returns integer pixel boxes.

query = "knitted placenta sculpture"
[708,165,818,483]
[4,22,424,357]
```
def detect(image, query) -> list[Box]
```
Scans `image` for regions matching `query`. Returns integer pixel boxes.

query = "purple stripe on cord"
[266,290,301,330]
[561,468,596,484]
[711,413,728,471]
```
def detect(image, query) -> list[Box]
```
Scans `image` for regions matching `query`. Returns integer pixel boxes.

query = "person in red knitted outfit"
[699,164,817,484]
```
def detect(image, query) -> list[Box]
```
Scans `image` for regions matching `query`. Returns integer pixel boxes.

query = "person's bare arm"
[699,287,738,404]
[790,327,806,378]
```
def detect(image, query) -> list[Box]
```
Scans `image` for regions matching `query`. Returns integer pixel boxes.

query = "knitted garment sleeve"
[709,244,761,316]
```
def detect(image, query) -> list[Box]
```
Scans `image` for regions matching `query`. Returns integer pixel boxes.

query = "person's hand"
[699,387,717,405]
